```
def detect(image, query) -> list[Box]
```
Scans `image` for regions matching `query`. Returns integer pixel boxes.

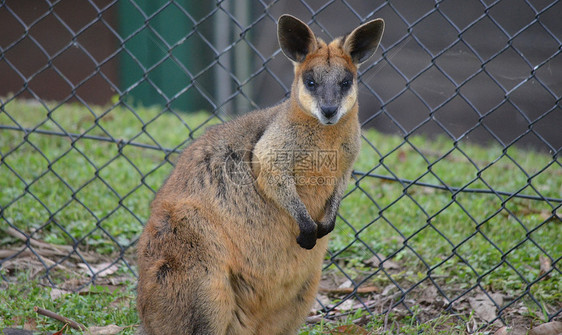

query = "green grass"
[0,99,220,253]
[1,98,560,333]
[332,128,561,304]
[300,311,472,335]
[0,272,138,334]
[0,272,473,335]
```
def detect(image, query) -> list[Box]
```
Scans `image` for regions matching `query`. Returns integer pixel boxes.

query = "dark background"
[1,0,560,151]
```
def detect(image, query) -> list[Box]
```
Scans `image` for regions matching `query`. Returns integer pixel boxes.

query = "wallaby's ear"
[278,15,318,63]
[343,19,385,65]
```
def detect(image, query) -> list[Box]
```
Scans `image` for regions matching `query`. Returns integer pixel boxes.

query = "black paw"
[296,230,317,249]
[295,210,318,249]
[317,217,336,239]
[316,225,332,239]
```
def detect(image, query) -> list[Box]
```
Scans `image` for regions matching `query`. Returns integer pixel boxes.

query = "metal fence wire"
[1,0,561,331]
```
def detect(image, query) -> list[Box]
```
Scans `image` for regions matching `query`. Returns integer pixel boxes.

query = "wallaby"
[136,15,384,335]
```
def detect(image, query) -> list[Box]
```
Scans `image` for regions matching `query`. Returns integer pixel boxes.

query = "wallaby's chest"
[292,133,359,221]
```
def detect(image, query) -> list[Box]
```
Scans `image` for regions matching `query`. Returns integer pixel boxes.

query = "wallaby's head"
[278,15,384,125]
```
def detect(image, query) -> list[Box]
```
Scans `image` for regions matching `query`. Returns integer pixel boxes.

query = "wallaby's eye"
[305,79,317,90]
[341,80,352,90]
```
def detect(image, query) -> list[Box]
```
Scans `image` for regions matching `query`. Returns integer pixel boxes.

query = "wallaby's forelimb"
[259,173,318,249]
[316,169,353,238]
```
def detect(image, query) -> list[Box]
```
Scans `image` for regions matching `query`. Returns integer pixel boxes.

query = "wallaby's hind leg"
[136,199,236,335]
[139,270,235,335]
[253,266,322,334]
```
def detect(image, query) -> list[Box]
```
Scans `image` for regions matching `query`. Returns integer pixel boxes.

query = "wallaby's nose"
[321,106,338,119]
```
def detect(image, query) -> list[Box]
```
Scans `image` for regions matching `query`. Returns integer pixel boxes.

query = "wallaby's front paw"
[316,223,333,239]
[317,216,336,239]
[295,211,318,249]
[296,230,317,249]
[296,221,318,249]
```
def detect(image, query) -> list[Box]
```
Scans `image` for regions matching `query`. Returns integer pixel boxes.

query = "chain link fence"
[1,0,561,331]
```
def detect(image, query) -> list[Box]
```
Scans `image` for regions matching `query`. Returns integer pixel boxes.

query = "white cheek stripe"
[311,102,322,120]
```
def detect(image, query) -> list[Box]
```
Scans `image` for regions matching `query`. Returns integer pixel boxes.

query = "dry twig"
[319,286,379,295]
[4,227,102,263]
[34,306,87,331]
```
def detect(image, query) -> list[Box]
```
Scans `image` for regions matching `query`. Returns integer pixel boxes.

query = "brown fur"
[136,15,384,335]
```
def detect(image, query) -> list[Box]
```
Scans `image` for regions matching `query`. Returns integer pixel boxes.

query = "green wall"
[118,1,212,111]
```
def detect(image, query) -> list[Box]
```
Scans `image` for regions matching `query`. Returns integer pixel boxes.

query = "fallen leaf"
[50,288,72,300]
[418,285,438,305]
[53,323,68,335]
[310,294,331,314]
[493,327,507,335]
[382,284,396,296]
[469,300,495,322]
[352,299,379,311]
[364,254,400,270]
[330,324,369,334]
[539,256,552,279]
[529,321,562,335]
[338,280,353,289]
[364,254,383,267]
[337,299,354,311]
[353,314,370,327]
[78,263,119,278]
[515,305,529,316]
[86,325,126,335]
[468,293,503,322]
[494,325,527,335]
[60,278,88,291]
[108,275,132,285]
[306,315,324,324]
